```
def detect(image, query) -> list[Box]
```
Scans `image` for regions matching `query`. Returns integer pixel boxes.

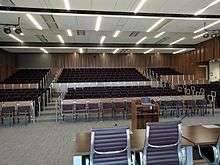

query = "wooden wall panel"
[51,53,171,69]
[0,49,16,81]
[170,37,220,75]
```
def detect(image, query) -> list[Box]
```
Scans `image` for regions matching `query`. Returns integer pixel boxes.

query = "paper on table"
[202,125,220,128]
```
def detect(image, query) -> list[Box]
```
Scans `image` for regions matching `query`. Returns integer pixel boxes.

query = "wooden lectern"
[131,100,159,130]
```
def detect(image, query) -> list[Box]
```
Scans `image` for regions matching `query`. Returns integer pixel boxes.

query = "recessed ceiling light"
[194,20,220,33]
[57,34,65,43]
[26,13,42,30]
[173,49,187,54]
[147,18,165,32]
[113,30,120,38]
[194,0,220,16]
[20,33,24,36]
[169,37,186,45]
[113,48,120,54]
[8,34,23,43]
[40,48,48,54]
[67,29,72,36]
[134,0,148,13]
[136,36,147,45]
[79,48,83,54]
[63,0,71,10]
[154,31,165,38]
[193,32,208,39]
[95,16,102,31]
[144,48,154,54]
[100,35,106,44]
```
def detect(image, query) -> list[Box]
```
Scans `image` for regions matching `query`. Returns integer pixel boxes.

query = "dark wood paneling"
[51,53,171,69]
[0,49,16,81]
[170,37,220,75]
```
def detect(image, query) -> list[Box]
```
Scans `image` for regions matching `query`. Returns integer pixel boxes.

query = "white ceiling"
[0,0,220,54]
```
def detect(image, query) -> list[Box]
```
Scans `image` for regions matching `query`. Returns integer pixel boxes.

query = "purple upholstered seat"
[90,127,131,165]
[142,121,184,165]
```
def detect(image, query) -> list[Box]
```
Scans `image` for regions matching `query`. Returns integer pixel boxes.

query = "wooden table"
[72,125,220,165]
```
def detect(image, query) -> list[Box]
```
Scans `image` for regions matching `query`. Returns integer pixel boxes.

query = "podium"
[131,100,159,130]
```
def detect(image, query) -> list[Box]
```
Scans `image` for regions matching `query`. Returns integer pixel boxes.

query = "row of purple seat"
[65,86,183,99]
[57,68,148,82]
[1,69,50,84]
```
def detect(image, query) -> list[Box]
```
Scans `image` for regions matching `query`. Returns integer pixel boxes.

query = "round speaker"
[3,27,11,34]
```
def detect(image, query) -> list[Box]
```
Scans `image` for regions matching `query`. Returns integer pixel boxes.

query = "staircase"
[37,97,59,122]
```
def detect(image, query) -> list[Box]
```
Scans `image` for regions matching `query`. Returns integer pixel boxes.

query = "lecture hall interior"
[0,0,220,164]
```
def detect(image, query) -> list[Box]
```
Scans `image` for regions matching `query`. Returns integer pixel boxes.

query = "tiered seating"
[64,86,183,99]
[0,89,49,116]
[57,68,147,82]
[2,69,50,84]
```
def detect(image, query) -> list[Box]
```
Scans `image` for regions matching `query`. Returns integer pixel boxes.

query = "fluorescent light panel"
[26,13,42,30]
[113,30,120,38]
[113,48,120,54]
[57,34,65,43]
[134,0,148,13]
[147,18,165,32]
[154,31,165,38]
[194,0,220,15]
[169,37,186,45]
[40,48,48,54]
[8,34,23,43]
[136,36,147,45]
[100,35,106,44]
[194,20,220,33]
[67,29,72,36]
[173,49,187,54]
[144,48,154,54]
[79,48,83,53]
[193,32,208,39]
[95,16,102,31]
[63,0,71,10]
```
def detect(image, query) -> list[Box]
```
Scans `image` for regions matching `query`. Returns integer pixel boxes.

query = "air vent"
[155,37,170,44]
[120,49,129,53]
[129,31,140,37]
[41,15,59,30]
[35,34,48,43]
[77,30,85,36]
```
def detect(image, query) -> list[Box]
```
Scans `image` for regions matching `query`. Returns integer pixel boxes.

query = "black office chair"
[142,121,187,165]
[90,127,132,165]
[198,136,220,165]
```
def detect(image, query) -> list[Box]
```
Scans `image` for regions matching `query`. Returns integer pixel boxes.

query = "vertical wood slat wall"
[51,53,171,69]
[171,37,220,77]
[0,50,16,81]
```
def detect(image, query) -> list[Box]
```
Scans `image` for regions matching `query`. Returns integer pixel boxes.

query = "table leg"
[73,155,82,165]
[185,146,193,165]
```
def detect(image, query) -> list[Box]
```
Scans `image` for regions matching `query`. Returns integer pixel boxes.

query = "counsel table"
[73,125,220,164]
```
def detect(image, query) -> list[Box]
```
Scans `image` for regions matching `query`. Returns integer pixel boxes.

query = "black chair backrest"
[90,127,131,165]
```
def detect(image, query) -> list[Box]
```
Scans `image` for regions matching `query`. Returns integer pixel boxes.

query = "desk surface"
[73,125,220,156]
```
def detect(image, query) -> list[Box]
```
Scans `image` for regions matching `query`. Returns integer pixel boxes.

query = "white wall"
[209,61,220,82]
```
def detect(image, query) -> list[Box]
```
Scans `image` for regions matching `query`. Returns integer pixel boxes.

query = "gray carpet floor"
[0,113,220,165]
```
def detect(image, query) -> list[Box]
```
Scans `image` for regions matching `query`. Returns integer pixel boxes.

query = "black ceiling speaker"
[3,27,11,34]
[203,33,209,38]
[14,27,22,34]
[211,33,217,38]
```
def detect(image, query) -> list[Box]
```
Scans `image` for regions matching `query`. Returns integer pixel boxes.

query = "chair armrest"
[94,147,128,155]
